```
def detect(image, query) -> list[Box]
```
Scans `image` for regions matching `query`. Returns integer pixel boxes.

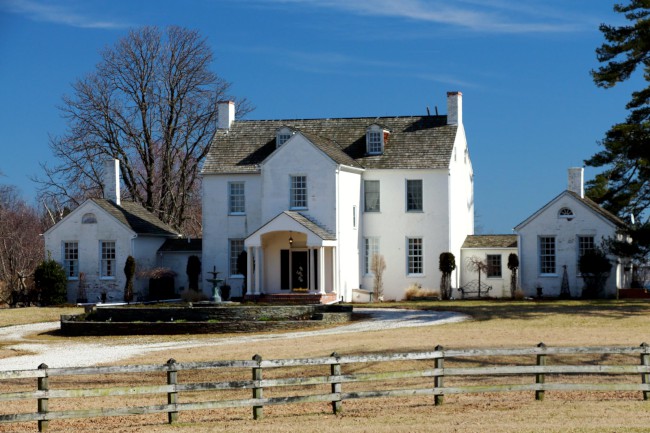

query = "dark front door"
[291,251,308,290]
[280,249,318,292]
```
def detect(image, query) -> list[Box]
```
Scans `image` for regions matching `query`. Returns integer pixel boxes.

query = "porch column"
[318,246,326,295]
[309,249,316,292]
[254,246,262,295]
[247,246,254,296]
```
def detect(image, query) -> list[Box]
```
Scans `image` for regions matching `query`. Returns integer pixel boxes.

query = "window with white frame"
[406,179,423,211]
[100,241,116,278]
[229,239,245,276]
[577,235,595,273]
[364,237,380,275]
[290,175,307,209]
[367,130,383,154]
[276,127,293,147]
[559,207,574,219]
[539,236,556,275]
[407,237,423,275]
[229,182,245,214]
[487,254,502,278]
[364,180,380,212]
[63,241,79,279]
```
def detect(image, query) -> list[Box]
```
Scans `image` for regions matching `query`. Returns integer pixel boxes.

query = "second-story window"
[229,182,245,215]
[366,125,387,154]
[406,179,423,212]
[290,175,307,209]
[364,180,380,212]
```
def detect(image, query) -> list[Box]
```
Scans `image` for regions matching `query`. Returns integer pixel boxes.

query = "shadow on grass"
[351,299,650,322]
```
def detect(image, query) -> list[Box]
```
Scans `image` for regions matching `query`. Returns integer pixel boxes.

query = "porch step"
[250,293,340,305]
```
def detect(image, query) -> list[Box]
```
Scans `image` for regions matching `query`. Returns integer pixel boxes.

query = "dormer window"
[276,127,294,147]
[366,125,388,155]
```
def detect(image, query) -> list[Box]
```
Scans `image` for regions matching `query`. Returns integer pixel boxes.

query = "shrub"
[404,283,440,300]
[579,247,612,299]
[439,252,456,300]
[124,256,136,303]
[186,255,201,290]
[34,258,68,305]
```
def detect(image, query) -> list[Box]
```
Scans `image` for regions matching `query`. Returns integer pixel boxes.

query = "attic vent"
[559,207,574,220]
[82,213,97,224]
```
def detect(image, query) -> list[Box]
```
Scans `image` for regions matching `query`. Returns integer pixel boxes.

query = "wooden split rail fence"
[1,343,650,431]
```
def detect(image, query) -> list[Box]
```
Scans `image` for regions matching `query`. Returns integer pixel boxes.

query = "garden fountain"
[206,266,223,303]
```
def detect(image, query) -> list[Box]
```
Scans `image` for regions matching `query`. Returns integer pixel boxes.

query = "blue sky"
[0,0,640,234]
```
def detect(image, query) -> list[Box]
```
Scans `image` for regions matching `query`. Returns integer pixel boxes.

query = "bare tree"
[0,185,44,306]
[371,254,386,301]
[466,256,488,295]
[37,26,252,235]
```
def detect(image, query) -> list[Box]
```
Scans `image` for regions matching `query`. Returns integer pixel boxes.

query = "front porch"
[244,211,340,304]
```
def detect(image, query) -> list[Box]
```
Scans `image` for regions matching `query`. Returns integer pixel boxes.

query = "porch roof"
[245,211,337,247]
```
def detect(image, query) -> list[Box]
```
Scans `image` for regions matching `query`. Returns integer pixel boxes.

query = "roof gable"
[90,199,179,236]
[203,115,456,174]
[514,191,625,231]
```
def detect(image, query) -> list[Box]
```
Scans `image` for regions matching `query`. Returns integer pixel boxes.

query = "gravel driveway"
[0,308,467,371]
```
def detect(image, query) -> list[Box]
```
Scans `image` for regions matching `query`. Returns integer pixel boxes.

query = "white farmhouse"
[201,92,474,302]
[515,167,630,298]
[43,160,183,303]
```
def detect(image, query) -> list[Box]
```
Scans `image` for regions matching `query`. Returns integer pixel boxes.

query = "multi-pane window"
[406,179,423,211]
[229,182,245,214]
[229,239,245,276]
[63,241,79,279]
[407,237,423,275]
[577,235,595,274]
[277,133,291,146]
[364,237,380,275]
[539,236,556,275]
[290,175,307,209]
[100,241,116,278]
[364,180,380,212]
[367,130,383,154]
[487,254,502,278]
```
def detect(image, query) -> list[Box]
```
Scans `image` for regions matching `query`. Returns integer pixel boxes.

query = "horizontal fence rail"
[0,343,649,431]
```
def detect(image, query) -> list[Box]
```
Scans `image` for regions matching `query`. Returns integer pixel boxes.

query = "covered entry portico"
[244,211,338,302]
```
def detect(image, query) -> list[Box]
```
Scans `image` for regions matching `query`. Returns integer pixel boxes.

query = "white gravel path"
[0,308,467,371]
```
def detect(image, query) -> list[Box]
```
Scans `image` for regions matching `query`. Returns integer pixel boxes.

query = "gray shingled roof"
[91,199,179,236]
[202,116,457,174]
[284,211,336,240]
[462,235,518,249]
[566,191,626,228]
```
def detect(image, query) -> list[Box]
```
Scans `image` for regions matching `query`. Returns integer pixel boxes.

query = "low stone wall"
[60,304,353,336]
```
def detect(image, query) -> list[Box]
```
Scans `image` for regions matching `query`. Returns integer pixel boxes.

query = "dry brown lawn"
[2,300,650,432]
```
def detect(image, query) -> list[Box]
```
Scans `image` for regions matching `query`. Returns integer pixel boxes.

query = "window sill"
[229,212,246,216]
[539,274,558,278]
[407,274,425,278]
[290,207,308,211]
[99,277,116,280]
[364,210,380,213]
[406,210,424,213]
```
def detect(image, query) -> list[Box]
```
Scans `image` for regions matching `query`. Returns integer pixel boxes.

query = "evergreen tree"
[586,1,650,260]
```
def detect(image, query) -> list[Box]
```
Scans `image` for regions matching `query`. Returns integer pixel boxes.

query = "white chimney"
[446,91,462,125]
[568,167,584,198]
[217,101,235,129]
[103,159,121,205]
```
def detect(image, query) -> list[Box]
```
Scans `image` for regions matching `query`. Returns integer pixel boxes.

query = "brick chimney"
[447,91,462,125]
[217,101,235,129]
[103,159,121,205]
[568,167,584,198]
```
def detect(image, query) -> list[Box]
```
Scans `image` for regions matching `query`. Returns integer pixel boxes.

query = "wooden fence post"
[535,342,547,401]
[640,342,650,401]
[434,345,444,406]
[37,363,49,432]
[330,352,342,414]
[166,358,178,424]
[252,354,263,420]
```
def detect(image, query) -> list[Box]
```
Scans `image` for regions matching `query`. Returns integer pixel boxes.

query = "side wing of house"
[515,192,621,298]
[44,200,137,303]
[460,235,518,298]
